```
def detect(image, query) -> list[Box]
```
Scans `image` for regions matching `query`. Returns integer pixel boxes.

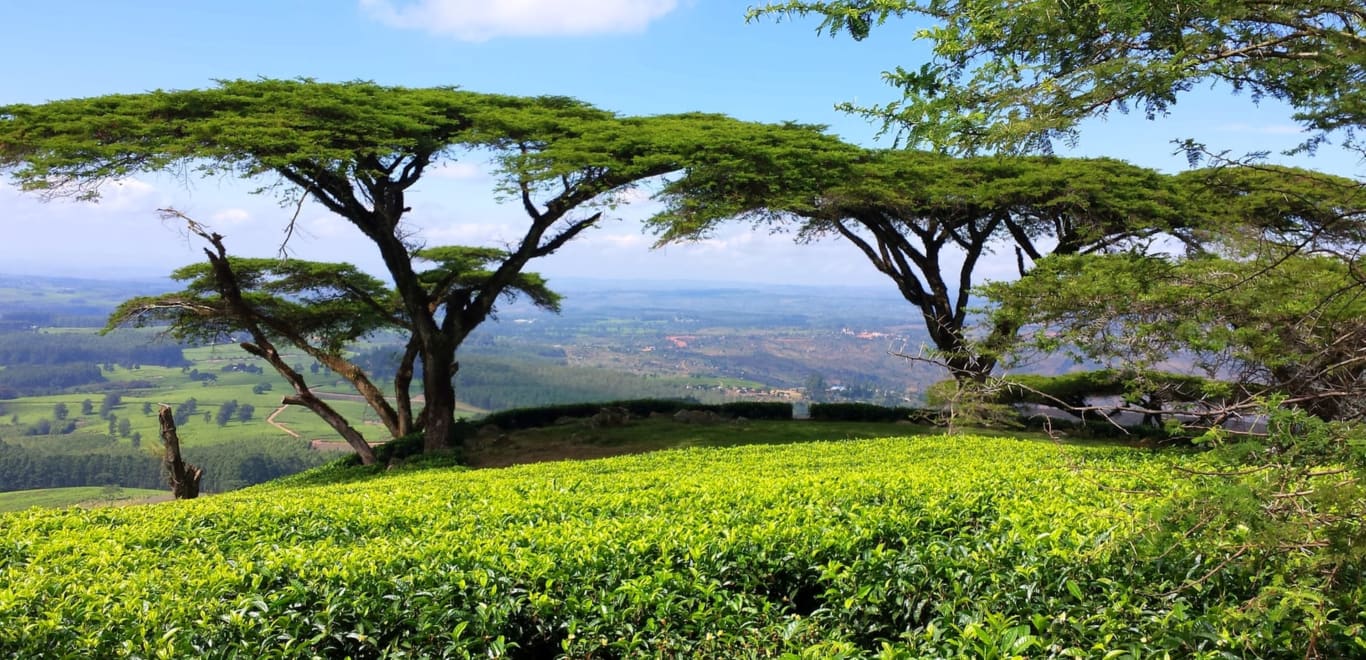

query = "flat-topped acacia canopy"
[1,79,828,452]
[653,144,1193,380]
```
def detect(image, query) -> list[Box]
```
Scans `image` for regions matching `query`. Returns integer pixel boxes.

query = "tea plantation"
[0,435,1360,658]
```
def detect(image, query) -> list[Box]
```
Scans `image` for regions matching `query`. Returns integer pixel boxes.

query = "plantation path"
[265,405,301,439]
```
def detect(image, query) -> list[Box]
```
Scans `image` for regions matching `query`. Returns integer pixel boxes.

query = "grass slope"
[3,433,1350,657]
[0,486,167,512]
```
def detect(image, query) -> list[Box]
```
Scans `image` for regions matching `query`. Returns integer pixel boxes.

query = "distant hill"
[0,272,172,327]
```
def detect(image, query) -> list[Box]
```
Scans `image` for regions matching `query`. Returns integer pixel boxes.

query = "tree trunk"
[314,354,402,438]
[920,307,996,384]
[238,343,379,466]
[157,406,202,499]
[419,349,458,453]
[394,339,419,437]
[370,225,456,453]
[188,227,381,465]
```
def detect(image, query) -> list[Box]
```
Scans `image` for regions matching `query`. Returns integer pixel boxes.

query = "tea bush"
[0,435,1359,657]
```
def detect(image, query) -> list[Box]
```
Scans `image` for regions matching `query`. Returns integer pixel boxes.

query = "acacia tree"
[653,139,1189,381]
[751,0,1366,155]
[107,215,561,465]
[0,79,727,452]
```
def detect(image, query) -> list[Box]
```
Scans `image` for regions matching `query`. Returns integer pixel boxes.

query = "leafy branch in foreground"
[973,163,1366,424]
[750,0,1366,155]
[1150,405,1366,657]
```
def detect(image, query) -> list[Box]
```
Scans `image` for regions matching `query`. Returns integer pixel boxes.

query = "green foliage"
[927,380,1025,432]
[0,435,161,490]
[1149,407,1366,651]
[751,0,1366,154]
[415,246,563,315]
[108,257,397,355]
[1,435,1359,656]
[187,439,337,493]
[480,399,697,431]
[215,400,238,427]
[996,371,1218,410]
[984,251,1366,421]
[476,399,794,433]
[99,393,121,418]
[0,431,331,494]
[21,418,51,436]
[655,145,1185,247]
[0,80,500,197]
[1182,165,1366,250]
[370,430,438,466]
[0,330,185,369]
[0,363,105,396]
[172,397,199,426]
[920,370,1237,439]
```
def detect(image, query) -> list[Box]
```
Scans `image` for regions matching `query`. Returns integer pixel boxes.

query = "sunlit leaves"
[415,246,562,314]
[106,257,396,354]
[751,0,1366,154]
[1,435,1359,656]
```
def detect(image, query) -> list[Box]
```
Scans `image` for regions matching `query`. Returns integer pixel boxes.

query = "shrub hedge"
[808,402,940,424]
[478,398,792,431]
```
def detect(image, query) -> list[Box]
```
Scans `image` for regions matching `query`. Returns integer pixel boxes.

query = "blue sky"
[1,1,1361,287]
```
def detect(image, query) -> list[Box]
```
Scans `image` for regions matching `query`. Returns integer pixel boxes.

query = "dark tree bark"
[394,339,420,437]
[157,406,202,499]
[240,343,380,466]
[186,222,381,465]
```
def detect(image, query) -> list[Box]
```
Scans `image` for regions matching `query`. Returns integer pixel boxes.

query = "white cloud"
[75,177,161,212]
[210,208,252,225]
[429,161,487,181]
[360,0,679,41]
[424,221,519,245]
[303,214,357,239]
